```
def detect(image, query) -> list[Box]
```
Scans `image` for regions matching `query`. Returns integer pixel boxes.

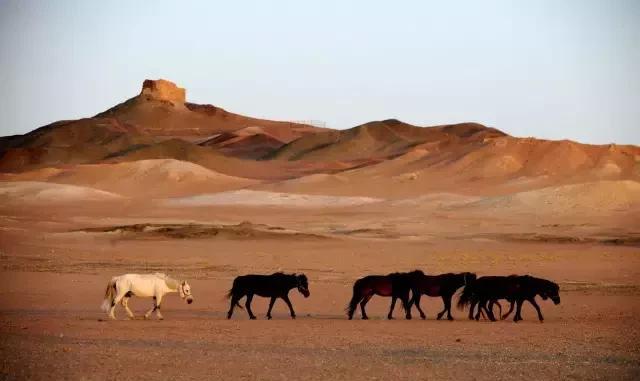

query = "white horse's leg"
[155,293,164,320]
[145,294,161,319]
[122,297,135,319]
[144,297,156,319]
[110,288,128,320]
[108,302,117,320]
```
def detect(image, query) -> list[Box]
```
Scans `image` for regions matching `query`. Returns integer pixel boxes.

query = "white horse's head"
[179,281,194,304]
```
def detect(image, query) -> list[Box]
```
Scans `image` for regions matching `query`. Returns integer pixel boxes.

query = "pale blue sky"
[1,0,638,144]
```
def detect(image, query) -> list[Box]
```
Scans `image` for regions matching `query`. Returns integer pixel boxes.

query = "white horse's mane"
[152,272,181,289]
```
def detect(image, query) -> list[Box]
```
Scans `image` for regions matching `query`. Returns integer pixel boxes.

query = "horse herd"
[102,270,561,322]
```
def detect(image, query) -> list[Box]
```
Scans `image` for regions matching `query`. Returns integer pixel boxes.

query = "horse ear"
[182,281,186,286]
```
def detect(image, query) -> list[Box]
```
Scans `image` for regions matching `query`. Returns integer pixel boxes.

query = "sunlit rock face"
[140,79,186,104]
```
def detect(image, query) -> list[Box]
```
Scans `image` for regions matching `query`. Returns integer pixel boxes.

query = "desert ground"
[1,190,639,380]
[1,80,639,380]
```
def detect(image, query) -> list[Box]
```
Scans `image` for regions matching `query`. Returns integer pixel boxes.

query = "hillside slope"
[270,119,506,161]
[97,79,324,142]
[0,79,325,172]
[0,118,152,172]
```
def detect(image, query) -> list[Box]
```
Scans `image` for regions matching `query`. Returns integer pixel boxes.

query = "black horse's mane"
[271,272,294,276]
[270,272,306,280]
[387,270,424,277]
[520,275,559,288]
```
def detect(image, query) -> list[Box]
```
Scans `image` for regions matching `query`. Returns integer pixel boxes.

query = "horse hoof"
[405,316,412,320]
[267,316,272,320]
[250,316,256,320]
[362,317,369,320]
[291,316,296,320]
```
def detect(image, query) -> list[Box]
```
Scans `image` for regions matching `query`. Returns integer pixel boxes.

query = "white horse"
[101,273,194,320]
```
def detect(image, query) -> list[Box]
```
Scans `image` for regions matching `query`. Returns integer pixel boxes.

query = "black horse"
[226,272,310,320]
[346,271,415,320]
[458,275,560,322]
[408,271,476,320]
[459,275,515,321]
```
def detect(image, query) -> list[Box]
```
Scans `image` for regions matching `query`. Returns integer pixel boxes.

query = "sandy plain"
[1,192,639,380]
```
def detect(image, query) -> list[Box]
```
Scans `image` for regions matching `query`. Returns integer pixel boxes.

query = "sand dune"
[0,181,123,204]
[256,173,350,194]
[388,180,640,215]
[165,189,382,207]
[1,159,258,197]
[389,193,481,208]
[256,179,640,216]
[462,180,640,215]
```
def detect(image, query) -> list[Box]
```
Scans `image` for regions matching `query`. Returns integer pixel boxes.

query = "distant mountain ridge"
[269,119,507,161]
[0,79,638,197]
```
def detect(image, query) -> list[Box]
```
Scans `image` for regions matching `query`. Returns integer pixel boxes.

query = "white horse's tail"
[101,278,117,312]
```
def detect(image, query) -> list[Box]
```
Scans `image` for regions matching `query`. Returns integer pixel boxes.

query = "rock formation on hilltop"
[93,79,323,142]
[140,79,186,105]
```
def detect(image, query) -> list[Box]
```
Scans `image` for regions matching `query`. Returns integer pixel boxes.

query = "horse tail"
[345,278,365,316]
[457,282,475,310]
[226,279,243,310]
[402,290,413,314]
[101,278,117,312]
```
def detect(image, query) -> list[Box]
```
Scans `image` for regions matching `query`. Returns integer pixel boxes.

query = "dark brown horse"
[461,276,515,321]
[458,276,520,321]
[408,271,476,320]
[226,272,310,320]
[458,275,560,322]
[346,272,415,320]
